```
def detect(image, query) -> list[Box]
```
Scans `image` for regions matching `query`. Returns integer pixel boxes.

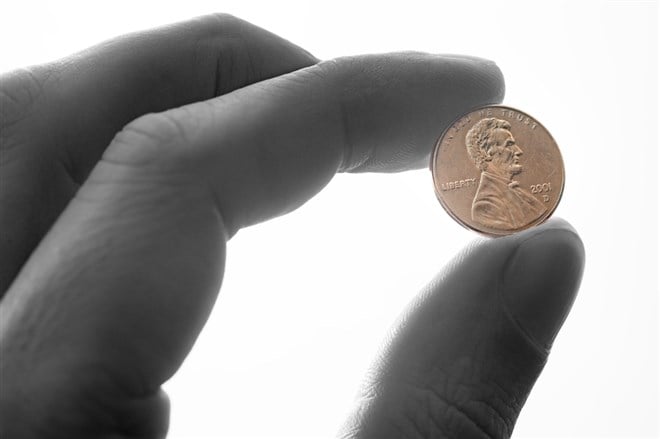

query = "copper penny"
[431,105,564,236]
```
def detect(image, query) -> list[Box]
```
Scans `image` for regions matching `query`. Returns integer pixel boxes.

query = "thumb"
[340,218,585,439]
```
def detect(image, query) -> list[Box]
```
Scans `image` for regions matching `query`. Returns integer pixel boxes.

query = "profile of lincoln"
[465,118,547,230]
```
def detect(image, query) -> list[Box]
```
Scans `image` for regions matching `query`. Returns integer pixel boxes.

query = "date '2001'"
[531,183,552,202]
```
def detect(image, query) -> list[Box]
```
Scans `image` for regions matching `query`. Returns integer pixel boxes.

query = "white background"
[1,1,658,438]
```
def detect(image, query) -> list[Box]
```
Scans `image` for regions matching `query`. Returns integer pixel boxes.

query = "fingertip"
[437,53,506,105]
[538,216,583,238]
[501,218,585,351]
[334,52,506,173]
[339,218,583,439]
[119,388,171,439]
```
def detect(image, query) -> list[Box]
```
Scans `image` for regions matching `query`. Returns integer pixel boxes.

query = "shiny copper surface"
[431,105,564,236]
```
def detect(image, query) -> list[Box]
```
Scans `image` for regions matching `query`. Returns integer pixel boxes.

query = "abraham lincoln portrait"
[465,118,547,230]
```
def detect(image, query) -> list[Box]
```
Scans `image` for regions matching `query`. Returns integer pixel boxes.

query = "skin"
[0,14,585,439]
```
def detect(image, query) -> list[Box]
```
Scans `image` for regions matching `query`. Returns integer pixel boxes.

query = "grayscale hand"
[0,14,584,439]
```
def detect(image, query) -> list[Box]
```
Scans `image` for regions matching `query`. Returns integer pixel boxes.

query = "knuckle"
[193,12,250,44]
[306,59,358,171]
[313,57,343,80]
[205,12,245,29]
[196,13,263,94]
[174,12,245,37]
[346,372,517,439]
[410,379,515,439]
[105,109,195,170]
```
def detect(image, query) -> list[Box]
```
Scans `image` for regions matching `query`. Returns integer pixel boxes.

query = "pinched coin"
[431,105,564,236]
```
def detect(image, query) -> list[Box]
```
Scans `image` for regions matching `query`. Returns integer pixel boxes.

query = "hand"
[0,14,584,438]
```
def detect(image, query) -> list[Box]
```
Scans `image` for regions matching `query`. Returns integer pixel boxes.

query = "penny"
[431,105,564,236]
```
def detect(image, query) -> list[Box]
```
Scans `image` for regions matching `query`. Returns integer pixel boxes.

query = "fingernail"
[501,225,585,351]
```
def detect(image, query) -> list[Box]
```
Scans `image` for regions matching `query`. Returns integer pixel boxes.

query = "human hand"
[0,14,584,439]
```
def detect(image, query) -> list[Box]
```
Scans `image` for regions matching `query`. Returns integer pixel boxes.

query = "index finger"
[106,52,505,235]
[0,13,316,295]
[0,52,504,427]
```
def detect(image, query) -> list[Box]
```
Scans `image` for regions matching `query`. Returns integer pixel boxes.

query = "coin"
[431,105,564,236]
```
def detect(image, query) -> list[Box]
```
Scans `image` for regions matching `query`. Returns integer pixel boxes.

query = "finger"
[116,388,170,439]
[0,52,503,433]
[0,13,315,294]
[105,51,504,236]
[339,218,585,439]
[2,13,315,181]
